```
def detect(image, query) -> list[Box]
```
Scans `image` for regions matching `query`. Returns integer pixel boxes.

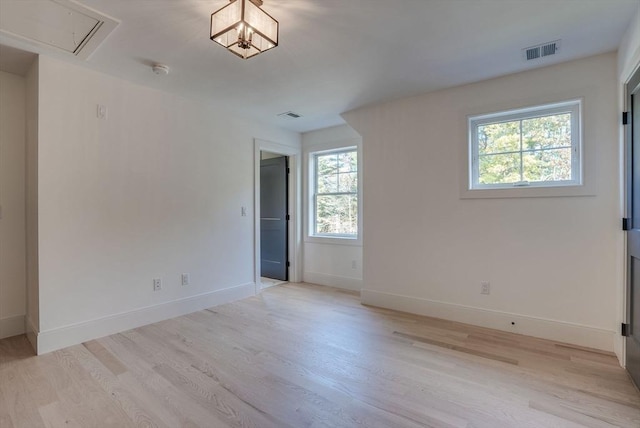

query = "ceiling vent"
[0,0,118,60]
[277,111,302,119]
[523,40,560,61]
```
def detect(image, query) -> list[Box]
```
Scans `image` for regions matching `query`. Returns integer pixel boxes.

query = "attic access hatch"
[0,0,118,60]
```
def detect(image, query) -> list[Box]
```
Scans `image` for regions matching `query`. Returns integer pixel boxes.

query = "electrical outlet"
[153,278,162,291]
[181,273,190,286]
[351,260,357,269]
[480,281,490,295]
[97,104,107,120]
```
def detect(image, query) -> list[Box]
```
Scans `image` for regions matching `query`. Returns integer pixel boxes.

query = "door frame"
[625,65,640,375]
[254,139,301,292]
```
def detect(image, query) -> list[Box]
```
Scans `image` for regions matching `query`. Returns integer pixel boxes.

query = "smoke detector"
[152,64,170,75]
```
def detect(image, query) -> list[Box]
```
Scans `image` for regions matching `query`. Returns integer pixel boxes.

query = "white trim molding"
[254,139,302,289]
[303,137,363,247]
[0,314,25,339]
[467,99,583,192]
[459,91,599,200]
[303,271,362,292]
[34,283,255,355]
[26,316,38,352]
[361,289,617,354]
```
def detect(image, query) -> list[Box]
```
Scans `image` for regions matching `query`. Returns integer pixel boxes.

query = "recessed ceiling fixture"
[210,0,278,59]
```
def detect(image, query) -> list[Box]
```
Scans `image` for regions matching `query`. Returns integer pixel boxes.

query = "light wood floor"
[1,283,639,428]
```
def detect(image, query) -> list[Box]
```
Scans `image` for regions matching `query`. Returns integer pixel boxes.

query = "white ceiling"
[0,44,36,75]
[0,0,638,133]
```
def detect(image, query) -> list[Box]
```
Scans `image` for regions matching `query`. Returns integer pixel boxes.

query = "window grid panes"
[470,101,580,189]
[313,149,357,236]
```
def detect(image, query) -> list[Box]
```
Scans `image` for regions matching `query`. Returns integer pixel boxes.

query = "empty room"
[1,0,640,426]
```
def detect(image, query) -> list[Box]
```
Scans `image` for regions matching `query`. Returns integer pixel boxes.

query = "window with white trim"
[312,148,358,237]
[469,100,581,189]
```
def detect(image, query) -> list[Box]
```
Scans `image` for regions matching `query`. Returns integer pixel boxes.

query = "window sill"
[305,235,362,246]
[460,182,595,199]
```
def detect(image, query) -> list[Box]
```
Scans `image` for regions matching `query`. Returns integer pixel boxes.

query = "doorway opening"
[260,151,289,287]
[253,139,301,292]
[625,65,640,388]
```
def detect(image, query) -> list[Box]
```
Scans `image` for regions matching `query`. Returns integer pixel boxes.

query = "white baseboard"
[303,271,362,292]
[259,277,287,290]
[0,314,25,339]
[26,316,38,352]
[361,289,617,353]
[614,334,625,367]
[35,283,255,355]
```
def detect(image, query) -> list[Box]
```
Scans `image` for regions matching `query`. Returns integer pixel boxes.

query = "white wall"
[33,56,300,353]
[344,53,621,352]
[618,3,640,82]
[25,58,39,349]
[302,125,362,291]
[0,71,26,339]
[617,4,640,363]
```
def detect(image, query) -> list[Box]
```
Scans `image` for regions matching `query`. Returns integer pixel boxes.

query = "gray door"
[626,67,640,387]
[260,156,288,281]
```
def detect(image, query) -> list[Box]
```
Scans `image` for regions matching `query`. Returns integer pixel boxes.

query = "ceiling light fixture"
[210,0,278,59]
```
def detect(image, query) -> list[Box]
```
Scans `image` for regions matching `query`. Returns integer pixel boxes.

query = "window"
[312,148,358,237]
[469,100,581,190]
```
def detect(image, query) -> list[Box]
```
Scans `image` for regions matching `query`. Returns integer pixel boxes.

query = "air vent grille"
[526,48,540,61]
[277,111,302,119]
[523,40,560,61]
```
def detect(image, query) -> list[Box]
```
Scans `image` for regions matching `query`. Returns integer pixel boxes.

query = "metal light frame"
[210,0,279,59]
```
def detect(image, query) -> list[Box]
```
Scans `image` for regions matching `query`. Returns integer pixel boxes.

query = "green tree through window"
[470,100,580,189]
[314,149,357,236]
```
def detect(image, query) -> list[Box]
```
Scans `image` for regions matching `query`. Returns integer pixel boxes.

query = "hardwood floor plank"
[1,283,639,427]
[0,359,47,427]
[66,344,168,428]
[393,331,520,365]
[154,304,473,427]
[141,320,374,428]
[15,356,59,409]
[555,343,619,357]
[189,302,562,427]
[103,335,232,427]
[38,401,85,428]
[0,383,16,428]
[82,340,128,376]
[529,399,620,428]
[50,347,135,427]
